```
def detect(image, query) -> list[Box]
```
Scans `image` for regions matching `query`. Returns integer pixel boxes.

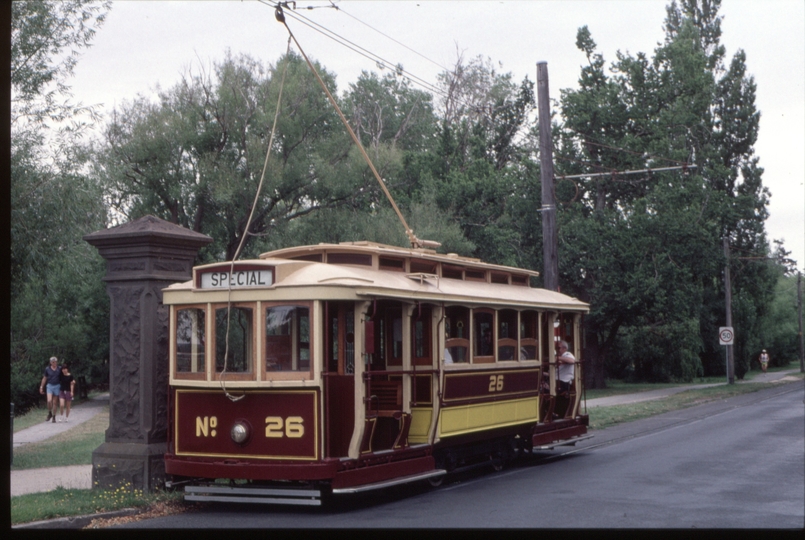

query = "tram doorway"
[323,301,355,457]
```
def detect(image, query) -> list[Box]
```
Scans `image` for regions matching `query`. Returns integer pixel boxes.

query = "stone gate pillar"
[84,215,212,492]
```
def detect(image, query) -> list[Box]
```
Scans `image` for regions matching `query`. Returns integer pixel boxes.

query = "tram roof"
[259,241,541,277]
[166,242,588,312]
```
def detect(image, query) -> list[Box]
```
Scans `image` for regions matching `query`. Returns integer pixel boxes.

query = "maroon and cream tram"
[163,241,590,505]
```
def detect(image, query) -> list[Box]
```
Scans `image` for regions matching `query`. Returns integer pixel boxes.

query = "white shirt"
[557,351,575,383]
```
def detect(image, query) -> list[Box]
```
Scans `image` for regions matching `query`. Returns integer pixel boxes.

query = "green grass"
[12,485,183,526]
[11,403,186,526]
[13,403,54,432]
[583,364,801,400]
[586,373,804,430]
[12,408,109,470]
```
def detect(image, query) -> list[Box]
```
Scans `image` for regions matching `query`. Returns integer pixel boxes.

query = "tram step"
[184,484,321,506]
[533,434,594,451]
[331,469,447,494]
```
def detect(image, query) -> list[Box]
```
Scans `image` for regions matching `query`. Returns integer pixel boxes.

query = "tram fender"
[331,456,435,490]
[532,424,587,447]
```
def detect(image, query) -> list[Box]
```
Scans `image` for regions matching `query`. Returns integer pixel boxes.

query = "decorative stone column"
[84,215,212,492]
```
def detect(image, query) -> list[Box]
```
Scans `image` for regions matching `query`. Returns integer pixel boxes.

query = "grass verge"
[586,374,803,430]
[12,485,185,526]
[12,408,108,470]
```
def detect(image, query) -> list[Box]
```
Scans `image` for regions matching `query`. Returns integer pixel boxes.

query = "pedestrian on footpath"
[39,356,61,423]
[759,349,769,373]
[58,363,76,422]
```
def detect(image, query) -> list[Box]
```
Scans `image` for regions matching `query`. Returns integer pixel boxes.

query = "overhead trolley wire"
[260,1,508,126]
[274,3,438,249]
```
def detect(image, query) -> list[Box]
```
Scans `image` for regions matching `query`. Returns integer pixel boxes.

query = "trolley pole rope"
[275,4,421,249]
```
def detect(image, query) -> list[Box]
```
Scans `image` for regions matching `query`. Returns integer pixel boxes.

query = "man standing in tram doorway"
[556,341,576,392]
[39,356,61,423]
[759,349,769,374]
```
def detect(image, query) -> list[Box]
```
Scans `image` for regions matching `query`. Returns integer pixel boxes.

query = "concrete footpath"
[11,393,109,496]
[10,370,803,499]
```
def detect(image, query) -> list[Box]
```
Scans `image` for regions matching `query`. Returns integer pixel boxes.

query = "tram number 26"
[265,416,305,438]
[488,374,504,392]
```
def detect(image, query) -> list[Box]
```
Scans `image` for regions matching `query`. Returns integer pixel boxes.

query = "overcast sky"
[68,0,805,271]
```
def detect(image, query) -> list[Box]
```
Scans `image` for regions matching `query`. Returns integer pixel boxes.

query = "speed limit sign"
[719,327,734,345]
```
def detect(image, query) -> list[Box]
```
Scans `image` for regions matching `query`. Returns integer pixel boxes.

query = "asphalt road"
[112,381,804,529]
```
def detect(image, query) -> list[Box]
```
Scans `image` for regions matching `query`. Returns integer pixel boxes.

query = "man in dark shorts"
[39,356,61,423]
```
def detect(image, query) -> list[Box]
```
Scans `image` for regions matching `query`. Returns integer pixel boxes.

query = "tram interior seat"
[367,380,402,417]
[364,379,409,451]
[497,338,518,360]
[445,337,469,363]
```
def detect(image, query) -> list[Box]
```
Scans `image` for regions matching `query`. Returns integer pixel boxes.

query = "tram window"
[520,310,538,360]
[410,259,437,274]
[498,309,518,360]
[265,305,310,372]
[412,304,433,366]
[327,252,372,266]
[491,272,509,284]
[379,256,405,271]
[389,314,403,366]
[445,306,469,363]
[291,254,322,262]
[176,308,206,375]
[465,270,486,281]
[442,265,463,280]
[511,274,529,286]
[215,306,253,374]
[473,309,495,362]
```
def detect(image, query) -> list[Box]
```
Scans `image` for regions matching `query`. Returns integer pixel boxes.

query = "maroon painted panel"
[325,375,355,457]
[174,389,318,460]
[443,368,540,402]
[165,455,338,481]
[331,456,435,489]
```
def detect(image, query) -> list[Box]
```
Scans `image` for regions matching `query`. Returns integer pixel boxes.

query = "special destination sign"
[198,266,274,289]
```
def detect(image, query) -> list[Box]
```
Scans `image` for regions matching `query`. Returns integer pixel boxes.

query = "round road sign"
[719,327,734,345]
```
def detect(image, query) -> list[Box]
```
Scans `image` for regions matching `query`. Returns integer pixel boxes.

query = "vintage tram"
[163,241,590,505]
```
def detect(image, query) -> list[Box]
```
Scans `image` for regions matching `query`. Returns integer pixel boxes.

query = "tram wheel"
[427,475,444,488]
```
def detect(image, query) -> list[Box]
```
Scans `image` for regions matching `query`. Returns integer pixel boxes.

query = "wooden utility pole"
[724,236,735,384]
[537,61,558,291]
[798,271,804,373]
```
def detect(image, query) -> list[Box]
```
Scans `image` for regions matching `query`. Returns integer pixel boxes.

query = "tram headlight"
[230,421,250,444]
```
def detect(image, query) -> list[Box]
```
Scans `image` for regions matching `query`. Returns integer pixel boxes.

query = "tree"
[10,1,111,412]
[555,0,777,384]
[96,51,373,261]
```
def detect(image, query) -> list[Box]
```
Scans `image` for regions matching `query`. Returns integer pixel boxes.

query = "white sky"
[68,0,805,271]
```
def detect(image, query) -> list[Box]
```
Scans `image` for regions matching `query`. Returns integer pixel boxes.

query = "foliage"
[556,0,777,384]
[95,51,376,261]
[755,272,802,367]
[10,1,111,413]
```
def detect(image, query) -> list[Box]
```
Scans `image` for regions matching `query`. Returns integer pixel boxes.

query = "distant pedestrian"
[759,349,769,373]
[58,363,76,422]
[39,357,61,423]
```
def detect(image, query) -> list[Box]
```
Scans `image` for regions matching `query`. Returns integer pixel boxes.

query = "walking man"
[39,356,61,423]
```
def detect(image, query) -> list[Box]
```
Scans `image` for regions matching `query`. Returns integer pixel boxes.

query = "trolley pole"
[537,61,558,292]
[724,237,735,384]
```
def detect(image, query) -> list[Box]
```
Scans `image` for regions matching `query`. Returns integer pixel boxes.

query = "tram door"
[323,301,355,457]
